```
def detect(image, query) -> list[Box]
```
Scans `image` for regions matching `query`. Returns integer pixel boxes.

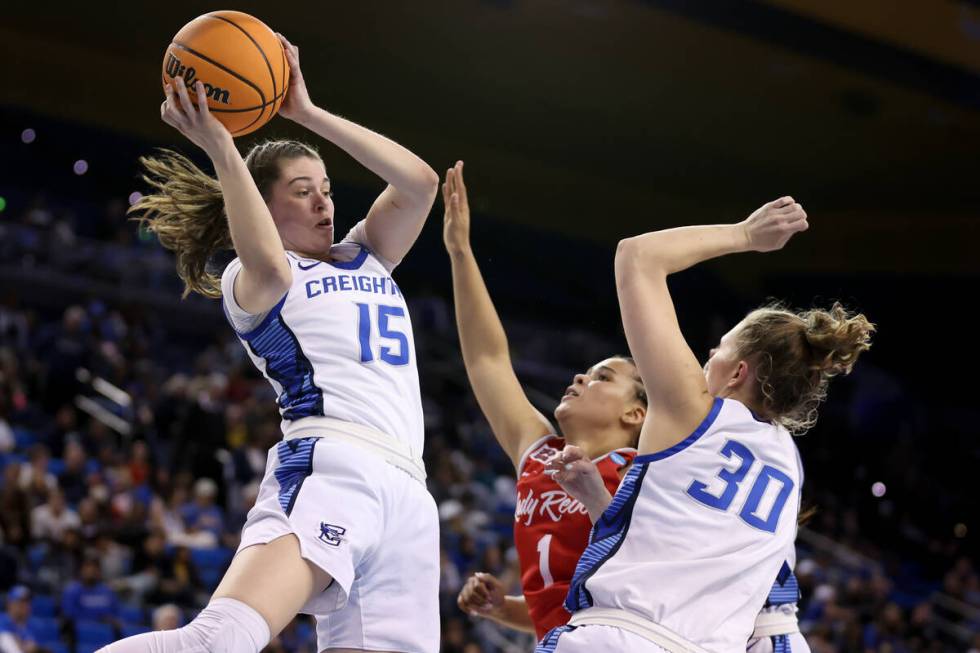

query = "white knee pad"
[182,598,271,653]
[101,598,270,653]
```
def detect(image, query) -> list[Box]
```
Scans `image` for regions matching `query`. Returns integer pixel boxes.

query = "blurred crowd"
[0,188,977,653]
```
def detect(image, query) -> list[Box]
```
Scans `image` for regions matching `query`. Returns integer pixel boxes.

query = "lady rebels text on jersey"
[515,436,636,639]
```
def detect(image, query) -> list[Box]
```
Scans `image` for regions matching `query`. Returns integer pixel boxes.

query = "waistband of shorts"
[568,607,710,653]
[283,416,426,484]
[751,608,800,638]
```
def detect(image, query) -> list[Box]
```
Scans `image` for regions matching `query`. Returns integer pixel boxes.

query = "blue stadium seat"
[13,427,37,448]
[121,623,150,637]
[77,640,115,653]
[189,547,233,570]
[294,621,314,645]
[31,594,57,617]
[29,616,60,641]
[27,543,48,567]
[39,641,68,653]
[198,566,223,591]
[119,604,145,625]
[47,457,66,476]
[75,620,114,643]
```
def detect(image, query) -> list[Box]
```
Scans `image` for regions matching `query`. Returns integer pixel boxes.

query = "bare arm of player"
[443,163,553,469]
[457,573,536,634]
[161,80,291,313]
[545,446,614,523]
[276,33,439,265]
[615,198,809,455]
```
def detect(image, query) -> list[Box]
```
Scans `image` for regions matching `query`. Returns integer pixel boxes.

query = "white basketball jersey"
[221,239,424,457]
[565,398,802,653]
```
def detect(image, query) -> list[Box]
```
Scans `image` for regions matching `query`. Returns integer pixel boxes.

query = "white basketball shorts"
[238,434,439,652]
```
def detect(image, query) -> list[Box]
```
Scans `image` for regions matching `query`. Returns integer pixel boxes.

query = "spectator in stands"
[0,586,39,653]
[60,554,120,627]
[176,479,223,548]
[36,527,82,593]
[36,306,90,412]
[150,605,180,632]
[151,546,202,607]
[56,439,89,505]
[30,488,80,544]
[0,466,30,548]
[17,445,56,499]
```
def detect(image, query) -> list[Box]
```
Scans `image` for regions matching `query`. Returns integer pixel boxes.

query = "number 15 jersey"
[221,232,424,457]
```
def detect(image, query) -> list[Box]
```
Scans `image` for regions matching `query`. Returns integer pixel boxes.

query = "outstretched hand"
[442,161,471,256]
[276,33,315,122]
[161,79,233,155]
[741,197,809,253]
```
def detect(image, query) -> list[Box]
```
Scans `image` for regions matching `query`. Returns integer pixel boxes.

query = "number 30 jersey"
[221,237,424,456]
[565,398,802,653]
[515,436,636,640]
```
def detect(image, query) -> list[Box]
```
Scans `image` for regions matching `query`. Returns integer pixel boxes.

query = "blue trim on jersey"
[766,562,800,607]
[243,310,324,420]
[564,463,650,612]
[234,293,288,338]
[328,245,370,270]
[534,625,576,653]
[634,397,724,463]
[274,438,317,515]
[772,634,791,653]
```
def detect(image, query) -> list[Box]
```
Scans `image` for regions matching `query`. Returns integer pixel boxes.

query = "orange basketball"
[162,11,289,137]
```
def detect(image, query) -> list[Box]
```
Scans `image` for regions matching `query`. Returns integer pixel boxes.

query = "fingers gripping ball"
[162,11,289,137]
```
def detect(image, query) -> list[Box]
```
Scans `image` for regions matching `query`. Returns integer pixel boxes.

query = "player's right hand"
[457,571,505,618]
[442,161,472,257]
[545,445,612,519]
[740,196,809,253]
[161,80,233,156]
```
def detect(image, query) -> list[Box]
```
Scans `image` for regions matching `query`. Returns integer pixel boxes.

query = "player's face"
[267,156,335,256]
[555,357,640,427]
[704,322,744,396]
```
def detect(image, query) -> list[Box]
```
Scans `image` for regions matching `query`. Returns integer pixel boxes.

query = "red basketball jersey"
[514,435,636,639]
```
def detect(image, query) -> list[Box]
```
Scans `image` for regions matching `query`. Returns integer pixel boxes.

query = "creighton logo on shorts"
[318,522,346,547]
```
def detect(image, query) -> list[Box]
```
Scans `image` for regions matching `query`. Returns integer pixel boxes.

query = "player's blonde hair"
[735,302,874,434]
[129,140,321,298]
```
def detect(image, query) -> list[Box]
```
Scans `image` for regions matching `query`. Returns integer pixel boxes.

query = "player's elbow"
[409,165,440,205]
[615,237,643,277]
[615,236,665,285]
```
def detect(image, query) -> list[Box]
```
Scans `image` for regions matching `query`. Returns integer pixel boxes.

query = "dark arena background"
[0,2,977,652]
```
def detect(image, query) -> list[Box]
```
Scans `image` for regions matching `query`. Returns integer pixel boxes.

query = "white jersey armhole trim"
[342,219,399,273]
[634,396,725,464]
[220,256,291,336]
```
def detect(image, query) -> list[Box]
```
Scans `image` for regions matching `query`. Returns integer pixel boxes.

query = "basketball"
[161,11,289,137]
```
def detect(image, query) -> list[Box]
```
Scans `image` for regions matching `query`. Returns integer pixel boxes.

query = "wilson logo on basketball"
[165,53,231,105]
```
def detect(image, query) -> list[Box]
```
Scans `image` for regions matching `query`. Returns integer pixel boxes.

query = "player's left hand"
[276,33,315,122]
[545,445,609,508]
[457,572,505,618]
[442,161,471,256]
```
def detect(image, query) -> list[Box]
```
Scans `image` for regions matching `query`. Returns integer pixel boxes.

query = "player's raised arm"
[443,163,553,469]
[148,80,291,311]
[615,198,809,454]
[276,34,438,266]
